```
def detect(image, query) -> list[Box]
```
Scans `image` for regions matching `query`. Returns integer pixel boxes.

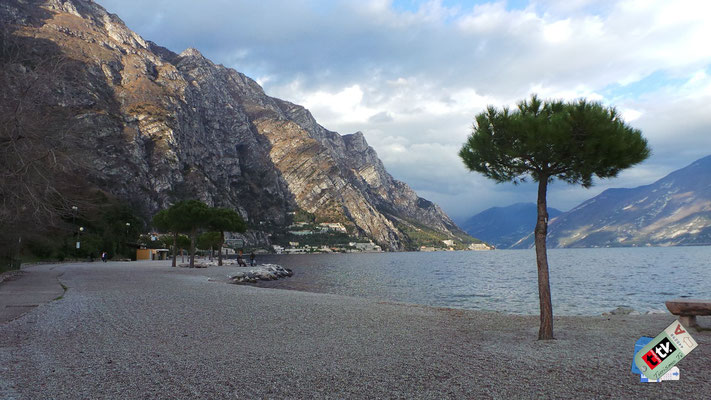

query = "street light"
[71,205,78,226]
[77,226,84,254]
[71,206,78,258]
[125,223,131,259]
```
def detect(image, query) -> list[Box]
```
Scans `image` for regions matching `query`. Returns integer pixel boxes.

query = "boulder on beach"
[605,306,635,316]
[229,264,293,284]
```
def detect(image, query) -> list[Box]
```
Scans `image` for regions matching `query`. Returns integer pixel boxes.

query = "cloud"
[97,0,711,219]
[368,111,394,123]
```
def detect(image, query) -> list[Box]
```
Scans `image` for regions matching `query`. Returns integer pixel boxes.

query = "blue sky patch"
[391,0,530,14]
[601,70,691,101]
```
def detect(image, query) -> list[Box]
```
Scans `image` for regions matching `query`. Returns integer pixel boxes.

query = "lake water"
[254,246,711,316]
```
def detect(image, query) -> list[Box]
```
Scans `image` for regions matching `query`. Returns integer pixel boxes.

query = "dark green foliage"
[165,200,210,267]
[205,207,246,265]
[207,208,247,233]
[459,94,650,340]
[152,208,181,266]
[197,231,222,250]
[395,220,482,251]
[152,201,246,267]
[292,210,316,224]
[459,95,650,186]
[169,200,211,235]
[176,234,191,249]
[3,193,143,265]
[152,209,172,234]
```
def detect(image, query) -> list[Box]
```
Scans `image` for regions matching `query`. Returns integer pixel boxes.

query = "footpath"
[0,264,65,323]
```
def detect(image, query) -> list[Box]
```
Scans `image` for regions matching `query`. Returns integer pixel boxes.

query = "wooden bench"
[665,299,711,329]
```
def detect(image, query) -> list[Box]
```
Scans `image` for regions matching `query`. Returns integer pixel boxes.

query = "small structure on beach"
[136,248,170,260]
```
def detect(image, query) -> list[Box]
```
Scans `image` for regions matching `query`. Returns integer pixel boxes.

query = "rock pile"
[230,264,293,284]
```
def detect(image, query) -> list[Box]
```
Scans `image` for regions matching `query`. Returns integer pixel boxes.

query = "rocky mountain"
[1,0,478,250]
[459,203,562,249]
[512,155,711,248]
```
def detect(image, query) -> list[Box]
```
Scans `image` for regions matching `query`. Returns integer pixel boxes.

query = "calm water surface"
[255,246,711,316]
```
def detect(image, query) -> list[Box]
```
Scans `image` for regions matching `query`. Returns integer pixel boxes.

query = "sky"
[98,0,711,223]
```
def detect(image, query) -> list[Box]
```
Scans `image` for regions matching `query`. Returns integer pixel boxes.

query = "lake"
[254,246,711,316]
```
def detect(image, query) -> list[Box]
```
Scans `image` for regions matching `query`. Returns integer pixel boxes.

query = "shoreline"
[1,261,708,398]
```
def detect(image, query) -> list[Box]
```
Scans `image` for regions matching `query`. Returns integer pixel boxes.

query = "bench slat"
[665,299,711,316]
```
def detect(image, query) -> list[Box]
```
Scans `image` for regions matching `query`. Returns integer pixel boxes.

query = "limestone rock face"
[2,0,476,250]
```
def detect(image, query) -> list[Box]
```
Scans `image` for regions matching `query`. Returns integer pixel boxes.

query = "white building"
[318,222,347,233]
[354,241,382,252]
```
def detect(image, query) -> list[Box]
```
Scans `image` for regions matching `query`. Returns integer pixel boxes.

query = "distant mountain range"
[511,155,711,248]
[459,203,562,248]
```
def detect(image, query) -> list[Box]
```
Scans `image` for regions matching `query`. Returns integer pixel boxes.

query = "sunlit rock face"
[2,0,475,250]
[512,155,711,248]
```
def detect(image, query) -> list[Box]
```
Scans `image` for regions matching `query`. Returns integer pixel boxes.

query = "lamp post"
[77,226,84,257]
[125,222,131,259]
[71,206,78,258]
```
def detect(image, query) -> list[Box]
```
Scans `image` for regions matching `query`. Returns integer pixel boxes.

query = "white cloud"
[620,108,642,123]
[97,0,711,219]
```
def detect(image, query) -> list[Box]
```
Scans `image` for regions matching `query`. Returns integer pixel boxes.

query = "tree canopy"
[206,207,247,266]
[207,208,247,234]
[459,95,650,340]
[152,208,181,267]
[152,201,246,267]
[459,95,650,187]
[197,231,222,258]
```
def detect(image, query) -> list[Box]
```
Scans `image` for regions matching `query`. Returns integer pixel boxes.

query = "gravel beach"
[1,261,708,399]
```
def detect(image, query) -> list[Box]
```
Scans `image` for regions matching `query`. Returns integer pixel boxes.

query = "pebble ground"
[1,261,709,399]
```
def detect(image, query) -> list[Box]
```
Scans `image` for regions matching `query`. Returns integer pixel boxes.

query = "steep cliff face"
[2,0,476,250]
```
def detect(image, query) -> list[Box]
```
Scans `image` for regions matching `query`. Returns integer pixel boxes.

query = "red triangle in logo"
[675,324,686,335]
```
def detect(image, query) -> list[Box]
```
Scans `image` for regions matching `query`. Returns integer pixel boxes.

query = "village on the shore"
[264,221,493,254]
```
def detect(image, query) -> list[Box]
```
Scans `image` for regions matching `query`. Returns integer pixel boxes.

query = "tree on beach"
[459,95,650,340]
[153,202,246,267]
[175,234,191,263]
[206,207,247,266]
[152,209,179,267]
[197,231,222,261]
[155,200,211,268]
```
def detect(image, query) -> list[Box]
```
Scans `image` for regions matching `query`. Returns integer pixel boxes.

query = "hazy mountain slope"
[1,0,478,250]
[512,155,711,248]
[460,203,562,248]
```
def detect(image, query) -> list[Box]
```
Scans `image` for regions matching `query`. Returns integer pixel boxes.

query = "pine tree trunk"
[535,177,554,340]
[189,228,196,268]
[218,231,224,266]
[171,232,177,268]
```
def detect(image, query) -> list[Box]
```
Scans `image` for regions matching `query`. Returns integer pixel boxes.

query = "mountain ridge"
[512,155,711,248]
[1,0,479,250]
[459,203,563,249]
